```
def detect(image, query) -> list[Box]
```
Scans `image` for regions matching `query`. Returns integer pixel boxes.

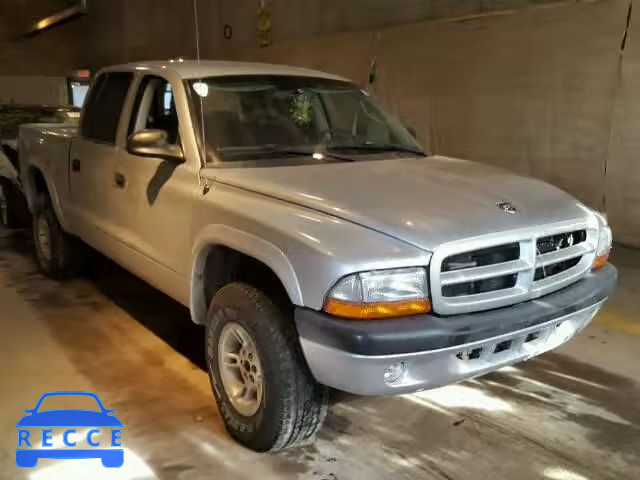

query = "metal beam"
[29,0,87,34]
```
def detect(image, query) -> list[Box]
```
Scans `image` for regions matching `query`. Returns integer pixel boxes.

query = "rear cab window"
[81,72,133,144]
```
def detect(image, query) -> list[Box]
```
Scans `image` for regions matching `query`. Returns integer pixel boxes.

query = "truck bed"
[18,124,78,227]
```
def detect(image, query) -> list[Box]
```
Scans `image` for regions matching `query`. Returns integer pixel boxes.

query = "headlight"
[323,267,430,320]
[593,212,612,271]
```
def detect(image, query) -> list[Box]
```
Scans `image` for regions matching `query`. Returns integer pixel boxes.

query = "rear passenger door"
[69,72,133,245]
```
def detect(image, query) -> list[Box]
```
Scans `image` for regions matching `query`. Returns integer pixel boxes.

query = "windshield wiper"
[327,142,426,157]
[255,144,355,162]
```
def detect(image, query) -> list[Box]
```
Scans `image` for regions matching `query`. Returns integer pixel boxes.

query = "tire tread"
[209,282,328,451]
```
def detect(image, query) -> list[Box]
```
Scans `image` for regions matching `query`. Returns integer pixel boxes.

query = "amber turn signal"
[324,298,431,320]
[592,252,610,271]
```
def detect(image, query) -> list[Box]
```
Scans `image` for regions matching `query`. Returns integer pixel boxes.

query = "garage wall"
[0,0,220,105]
[214,0,637,245]
[0,0,221,77]
[0,1,88,76]
[81,0,204,69]
[214,0,579,50]
[0,76,67,105]
[607,2,640,246]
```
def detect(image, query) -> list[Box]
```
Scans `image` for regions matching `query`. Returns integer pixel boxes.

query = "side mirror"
[126,129,184,161]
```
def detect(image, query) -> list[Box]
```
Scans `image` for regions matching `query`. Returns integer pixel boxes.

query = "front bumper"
[295,264,617,395]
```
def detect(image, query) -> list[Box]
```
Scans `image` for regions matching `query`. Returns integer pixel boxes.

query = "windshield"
[188,75,423,164]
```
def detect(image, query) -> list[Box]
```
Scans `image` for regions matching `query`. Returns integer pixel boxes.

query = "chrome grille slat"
[440,286,528,308]
[430,220,599,315]
[440,259,530,286]
[535,242,594,268]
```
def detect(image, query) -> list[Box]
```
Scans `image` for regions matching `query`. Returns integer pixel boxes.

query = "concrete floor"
[0,227,639,480]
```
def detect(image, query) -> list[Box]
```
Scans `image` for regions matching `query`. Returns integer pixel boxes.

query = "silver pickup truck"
[19,60,617,452]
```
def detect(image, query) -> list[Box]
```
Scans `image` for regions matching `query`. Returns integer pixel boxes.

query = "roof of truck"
[101,60,350,82]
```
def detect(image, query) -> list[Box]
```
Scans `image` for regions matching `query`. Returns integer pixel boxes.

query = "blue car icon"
[16,391,123,468]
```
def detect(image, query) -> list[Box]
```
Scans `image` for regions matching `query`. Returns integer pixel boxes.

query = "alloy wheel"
[218,322,264,417]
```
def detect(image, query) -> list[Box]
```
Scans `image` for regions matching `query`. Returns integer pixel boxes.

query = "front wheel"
[206,282,329,452]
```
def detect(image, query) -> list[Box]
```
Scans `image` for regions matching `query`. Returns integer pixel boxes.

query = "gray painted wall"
[0,76,67,105]
[213,0,577,50]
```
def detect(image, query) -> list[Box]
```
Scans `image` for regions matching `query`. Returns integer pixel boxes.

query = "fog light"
[383,362,406,384]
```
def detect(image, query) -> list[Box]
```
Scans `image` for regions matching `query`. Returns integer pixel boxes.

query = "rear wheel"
[206,282,329,452]
[32,195,82,279]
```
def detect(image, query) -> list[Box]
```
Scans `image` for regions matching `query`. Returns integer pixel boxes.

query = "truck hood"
[206,156,593,251]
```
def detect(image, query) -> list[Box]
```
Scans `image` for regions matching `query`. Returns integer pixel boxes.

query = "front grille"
[536,230,587,255]
[442,243,520,297]
[443,244,520,272]
[534,257,581,281]
[443,273,517,297]
[534,230,587,282]
[430,223,598,315]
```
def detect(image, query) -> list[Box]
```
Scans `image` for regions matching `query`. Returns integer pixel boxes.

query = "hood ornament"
[497,201,518,214]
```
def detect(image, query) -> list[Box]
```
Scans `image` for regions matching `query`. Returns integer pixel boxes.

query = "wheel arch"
[23,165,70,229]
[190,225,304,325]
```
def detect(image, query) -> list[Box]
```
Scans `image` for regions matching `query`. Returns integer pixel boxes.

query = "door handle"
[114,172,126,189]
[71,158,81,172]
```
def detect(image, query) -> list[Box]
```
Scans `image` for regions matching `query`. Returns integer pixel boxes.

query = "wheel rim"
[218,322,264,417]
[0,185,7,225]
[37,216,52,263]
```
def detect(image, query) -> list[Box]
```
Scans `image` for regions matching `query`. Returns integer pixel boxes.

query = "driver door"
[111,75,199,304]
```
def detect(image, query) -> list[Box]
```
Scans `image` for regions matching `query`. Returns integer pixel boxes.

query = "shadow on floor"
[0,228,206,370]
[85,250,207,370]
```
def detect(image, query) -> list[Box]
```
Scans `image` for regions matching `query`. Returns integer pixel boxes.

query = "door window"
[128,76,179,145]
[81,72,133,144]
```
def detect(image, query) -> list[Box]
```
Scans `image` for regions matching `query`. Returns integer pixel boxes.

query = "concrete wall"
[0,0,221,75]
[214,0,572,50]
[216,0,638,245]
[606,2,640,247]
[0,1,89,76]
[0,0,217,104]
[0,76,67,105]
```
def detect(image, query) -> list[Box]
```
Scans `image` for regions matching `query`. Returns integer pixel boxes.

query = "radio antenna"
[192,0,207,171]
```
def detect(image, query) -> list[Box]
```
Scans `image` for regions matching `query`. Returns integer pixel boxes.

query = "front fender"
[189,183,432,325]
[190,225,303,325]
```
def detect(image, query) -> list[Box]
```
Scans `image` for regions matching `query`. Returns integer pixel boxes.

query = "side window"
[128,76,179,145]
[163,84,173,115]
[80,74,106,138]
[81,72,133,144]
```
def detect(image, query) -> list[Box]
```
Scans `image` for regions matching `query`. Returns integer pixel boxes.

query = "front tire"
[206,282,329,452]
[32,195,81,279]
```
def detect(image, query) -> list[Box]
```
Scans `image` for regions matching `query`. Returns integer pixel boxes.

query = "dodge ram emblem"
[497,202,518,214]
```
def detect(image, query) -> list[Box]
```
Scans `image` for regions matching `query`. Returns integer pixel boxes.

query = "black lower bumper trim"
[294,264,617,356]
